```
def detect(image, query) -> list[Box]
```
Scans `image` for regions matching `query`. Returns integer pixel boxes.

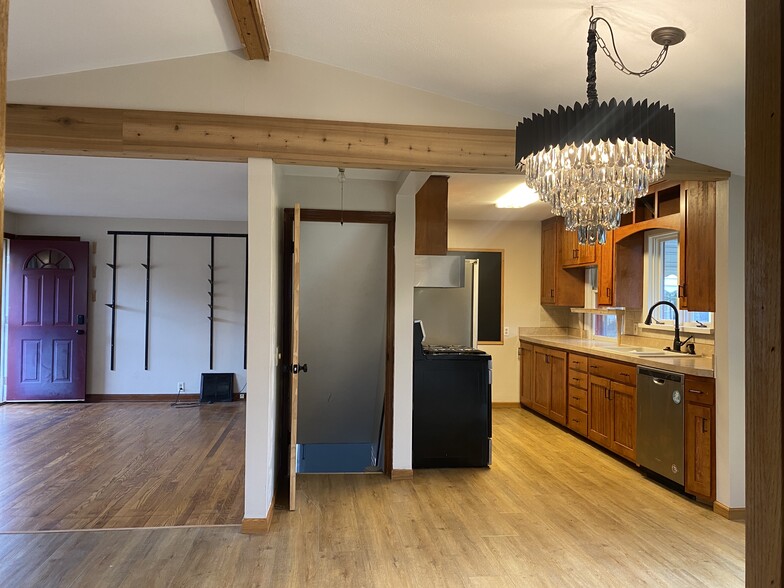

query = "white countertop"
[518,334,715,378]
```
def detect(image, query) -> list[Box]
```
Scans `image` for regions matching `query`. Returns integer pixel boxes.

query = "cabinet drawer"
[568,386,588,412]
[588,357,637,386]
[568,354,588,373]
[685,376,715,405]
[568,370,588,390]
[568,408,588,437]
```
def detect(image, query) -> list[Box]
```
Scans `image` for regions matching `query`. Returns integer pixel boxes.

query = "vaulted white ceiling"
[7,1,745,176]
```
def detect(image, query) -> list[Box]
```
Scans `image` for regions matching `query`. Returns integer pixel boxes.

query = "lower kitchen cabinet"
[519,342,534,408]
[588,376,613,447]
[610,380,637,461]
[530,345,567,425]
[684,376,716,501]
[587,370,637,461]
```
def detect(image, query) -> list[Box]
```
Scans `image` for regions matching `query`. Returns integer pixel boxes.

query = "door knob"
[292,363,308,374]
[76,329,86,335]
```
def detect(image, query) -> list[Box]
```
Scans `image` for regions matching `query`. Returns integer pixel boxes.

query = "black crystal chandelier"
[516,9,685,245]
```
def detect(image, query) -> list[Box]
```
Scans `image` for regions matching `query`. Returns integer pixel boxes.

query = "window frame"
[643,229,714,329]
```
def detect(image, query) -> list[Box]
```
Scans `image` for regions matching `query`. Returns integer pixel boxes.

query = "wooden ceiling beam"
[5,104,732,180]
[226,0,270,61]
[6,104,516,173]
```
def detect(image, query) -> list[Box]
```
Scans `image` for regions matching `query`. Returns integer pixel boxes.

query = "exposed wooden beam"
[226,0,270,61]
[5,104,734,180]
[6,104,516,173]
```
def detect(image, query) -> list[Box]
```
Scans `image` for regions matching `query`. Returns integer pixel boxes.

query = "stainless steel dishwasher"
[636,367,685,485]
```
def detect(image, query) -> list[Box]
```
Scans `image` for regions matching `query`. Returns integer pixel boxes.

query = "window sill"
[637,323,715,336]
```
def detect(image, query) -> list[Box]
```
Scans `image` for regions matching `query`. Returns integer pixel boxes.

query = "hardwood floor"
[0,402,244,531]
[0,407,744,586]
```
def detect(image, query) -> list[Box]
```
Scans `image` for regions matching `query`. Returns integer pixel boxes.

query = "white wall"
[4,211,18,233]
[8,214,247,396]
[7,51,515,130]
[715,177,746,508]
[449,220,543,404]
[245,158,280,518]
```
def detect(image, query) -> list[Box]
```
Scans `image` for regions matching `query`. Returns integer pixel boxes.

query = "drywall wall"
[4,211,18,232]
[297,221,388,445]
[245,158,280,519]
[449,220,542,404]
[715,176,746,508]
[7,214,247,396]
[7,51,515,130]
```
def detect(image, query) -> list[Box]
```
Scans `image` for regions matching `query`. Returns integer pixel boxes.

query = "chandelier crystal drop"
[521,138,671,245]
[515,11,683,244]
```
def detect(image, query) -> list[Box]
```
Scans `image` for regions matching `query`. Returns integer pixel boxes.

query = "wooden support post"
[746,0,783,584]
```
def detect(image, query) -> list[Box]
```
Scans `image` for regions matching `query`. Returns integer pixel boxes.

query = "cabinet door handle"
[702,417,708,433]
[689,388,703,395]
[606,287,611,297]
[620,372,630,378]
[550,289,555,298]
[572,377,580,382]
[572,396,580,400]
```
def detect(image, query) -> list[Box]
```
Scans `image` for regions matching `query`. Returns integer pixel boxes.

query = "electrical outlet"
[504,326,510,337]
[240,393,246,399]
[177,382,184,392]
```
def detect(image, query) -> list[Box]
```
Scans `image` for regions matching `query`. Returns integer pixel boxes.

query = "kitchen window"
[645,230,713,328]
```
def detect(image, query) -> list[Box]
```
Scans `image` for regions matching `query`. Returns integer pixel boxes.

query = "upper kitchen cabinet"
[679,181,717,312]
[596,231,615,306]
[415,175,449,255]
[541,217,585,306]
[561,227,596,268]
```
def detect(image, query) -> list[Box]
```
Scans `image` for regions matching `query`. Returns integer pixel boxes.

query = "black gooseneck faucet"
[644,300,683,353]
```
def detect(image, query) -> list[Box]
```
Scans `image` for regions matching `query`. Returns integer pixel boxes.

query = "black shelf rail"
[106,233,118,371]
[106,230,248,372]
[142,235,151,370]
[208,236,215,370]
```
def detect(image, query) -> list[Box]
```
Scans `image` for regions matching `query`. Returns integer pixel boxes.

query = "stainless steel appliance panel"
[414,259,478,347]
[636,367,685,485]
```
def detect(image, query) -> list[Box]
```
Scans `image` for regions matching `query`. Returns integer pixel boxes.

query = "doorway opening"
[278,208,395,504]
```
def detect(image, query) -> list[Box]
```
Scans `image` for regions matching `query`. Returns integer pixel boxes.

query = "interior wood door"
[7,239,89,401]
[288,204,301,510]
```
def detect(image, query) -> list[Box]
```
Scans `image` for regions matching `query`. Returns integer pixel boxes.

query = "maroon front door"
[7,240,89,401]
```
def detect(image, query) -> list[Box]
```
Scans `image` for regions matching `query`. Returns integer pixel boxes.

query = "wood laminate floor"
[0,407,744,586]
[0,402,244,531]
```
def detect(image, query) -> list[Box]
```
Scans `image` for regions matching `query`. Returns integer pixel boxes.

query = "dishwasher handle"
[652,378,666,385]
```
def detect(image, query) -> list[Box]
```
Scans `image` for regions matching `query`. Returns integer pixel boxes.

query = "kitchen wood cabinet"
[540,217,585,306]
[610,380,637,461]
[587,359,637,460]
[531,345,567,425]
[562,228,596,268]
[567,353,589,437]
[519,342,534,408]
[415,175,448,255]
[679,181,716,312]
[596,231,615,306]
[588,376,612,448]
[684,376,716,501]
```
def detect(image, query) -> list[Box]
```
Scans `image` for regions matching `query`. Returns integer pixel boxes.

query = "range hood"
[414,255,465,288]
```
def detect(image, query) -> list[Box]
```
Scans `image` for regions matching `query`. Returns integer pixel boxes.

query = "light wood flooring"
[0,402,244,531]
[0,407,744,586]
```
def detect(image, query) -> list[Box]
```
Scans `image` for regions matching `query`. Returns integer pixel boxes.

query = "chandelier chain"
[591,17,669,78]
